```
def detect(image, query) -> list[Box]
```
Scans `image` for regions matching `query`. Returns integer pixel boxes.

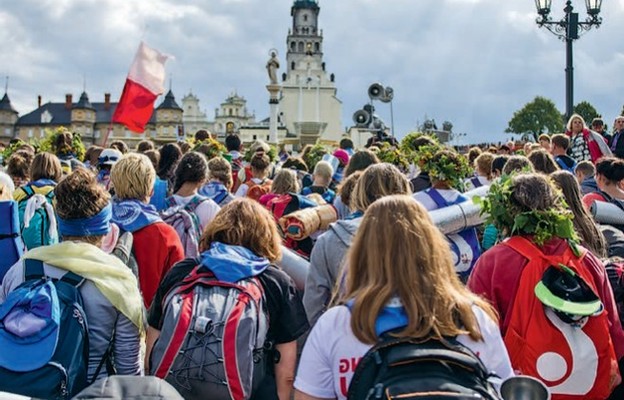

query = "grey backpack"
[149,262,269,400]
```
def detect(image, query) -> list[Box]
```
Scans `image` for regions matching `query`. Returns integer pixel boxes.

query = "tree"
[573,101,600,125]
[506,96,564,141]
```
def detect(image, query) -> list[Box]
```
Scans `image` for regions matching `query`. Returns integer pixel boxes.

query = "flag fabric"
[113,42,170,133]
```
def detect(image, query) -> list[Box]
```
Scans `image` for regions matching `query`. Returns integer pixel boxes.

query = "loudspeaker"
[380,86,394,103]
[368,83,384,100]
[353,109,371,128]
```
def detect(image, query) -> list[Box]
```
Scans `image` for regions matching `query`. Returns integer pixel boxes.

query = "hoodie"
[303,218,361,326]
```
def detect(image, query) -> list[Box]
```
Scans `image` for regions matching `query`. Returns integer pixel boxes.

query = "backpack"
[347,335,501,400]
[0,259,89,399]
[266,193,318,257]
[556,157,577,173]
[160,196,206,258]
[604,259,624,329]
[503,237,619,399]
[111,230,140,280]
[425,189,481,281]
[149,261,269,400]
[246,179,272,202]
[73,376,184,400]
[149,178,169,212]
[0,200,25,281]
[18,185,58,250]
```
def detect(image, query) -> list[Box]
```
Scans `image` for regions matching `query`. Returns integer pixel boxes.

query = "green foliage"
[476,174,578,245]
[190,137,227,160]
[416,145,471,190]
[399,132,438,162]
[506,96,564,141]
[302,143,328,171]
[375,142,410,172]
[573,101,600,125]
[31,127,86,161]
[1,140,26,166]
[243,144,278,163]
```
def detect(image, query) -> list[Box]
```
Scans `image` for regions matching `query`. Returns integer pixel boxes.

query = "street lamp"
[534,0,602,120]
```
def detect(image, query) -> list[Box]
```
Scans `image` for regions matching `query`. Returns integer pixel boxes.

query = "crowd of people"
[0,113,624,399]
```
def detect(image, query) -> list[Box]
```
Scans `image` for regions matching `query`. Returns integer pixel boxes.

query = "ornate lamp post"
[534,0,603,120]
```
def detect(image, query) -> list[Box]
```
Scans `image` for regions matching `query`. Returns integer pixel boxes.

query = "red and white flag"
[112,42,170,133]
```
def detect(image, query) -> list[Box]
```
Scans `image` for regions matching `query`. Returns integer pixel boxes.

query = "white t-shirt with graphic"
[294,305,514,400]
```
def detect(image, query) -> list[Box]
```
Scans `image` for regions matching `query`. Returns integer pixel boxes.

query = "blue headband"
[57,203,112,237]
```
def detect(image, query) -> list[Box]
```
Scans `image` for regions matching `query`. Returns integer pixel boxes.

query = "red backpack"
[246,179,272,202]
[503,237,619,399]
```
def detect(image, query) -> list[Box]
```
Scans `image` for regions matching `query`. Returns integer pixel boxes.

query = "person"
[144,149,160,171]
[294,196,514,400]
[566,113,611,163]
[167,152,220,233]
[199,156,236,206]
[575,160,599,195]
[109,140,129,155]
[110,153,184,308]
[260,168,300,207]
[225,134,245,192]
[96,148,122,192]
[464,152,493,190]
[301,161,336,204]
[303,163,411,326]
[194,129,212,142]
[267,51,280,85]
[53,129,84,172]
[0,171,15,199]
[235,153,272,199]
[467,147,482,165]
[592,117,611,143]
[333,150,379,219]
[491,154,510,179]
[528,149,559,174]
[331,149,349,189]
[6,150,33,189]
[551,133,577,172]
[498,144,512,155]
[136,140,155,153]
[339,137,354,156]
[157,143,182,197]
[406,135,437,193]
[501,155,534,175]
[1,168,144,382]
[538,134,551,152]
[551,170,607,258]
[146,198,309,400]
[468,173,624,398]
[582,157,624,210]
[610,116,624,159]
[83,145,103,170]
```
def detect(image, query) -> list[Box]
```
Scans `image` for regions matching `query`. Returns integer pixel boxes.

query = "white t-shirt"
[172,194,220,232]
[464,176,491,192]
[413,188,462,211]
[294,305,514,400]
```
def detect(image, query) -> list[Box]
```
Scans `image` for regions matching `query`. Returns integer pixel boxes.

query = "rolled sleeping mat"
[429,186,490,235]
[590,200,624,226]
[279,205,338,240]
[276,245,309,290]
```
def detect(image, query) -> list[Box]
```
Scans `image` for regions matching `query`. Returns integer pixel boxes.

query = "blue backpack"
[149,177,169,212]
[18,185,58,250]
[425,189,482,282]
[0,201,25,281]
[0,259,90,399]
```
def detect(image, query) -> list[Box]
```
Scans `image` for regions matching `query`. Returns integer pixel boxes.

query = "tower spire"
[4,76,8,95]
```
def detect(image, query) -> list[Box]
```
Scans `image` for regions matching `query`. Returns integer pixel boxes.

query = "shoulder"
[135,222,180,245]
[258,265,295,292]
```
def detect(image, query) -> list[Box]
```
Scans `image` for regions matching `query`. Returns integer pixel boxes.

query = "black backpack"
[347,336,501,400]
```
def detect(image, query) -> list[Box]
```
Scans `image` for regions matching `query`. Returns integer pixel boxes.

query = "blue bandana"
[200,242,269,283]
[199,181,229,204]
[346,297,408,336]
[57,203,112,237]
[30,179,57,188]
[111,199,162,233]
[345,210,364,220]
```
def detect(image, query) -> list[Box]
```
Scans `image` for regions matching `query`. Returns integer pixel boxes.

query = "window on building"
[304,14,308,22]
[298,42,304,52]
[290,41,296,51]
[253,135,257,140]
[266,135,270,141]
[86,127,91,134]
[228,109,233,116]
[164,127,169,135]
[315,42,320,52]
[95,130,101,138]
[151,130,156,138]
[4,128,10,136]
[28,129,33,138]
[125,130,131,138]
[39,129,44,138]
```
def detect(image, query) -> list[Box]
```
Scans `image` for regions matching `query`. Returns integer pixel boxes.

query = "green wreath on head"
[189,137,227,160]
[400,132,439,162]
[1,140,26,166]
[474,173,578,246]
[301,143,327,171]
[375,142,410,173]
[31,127,86,161]
[243,143,278,163]
[416,144,471,190]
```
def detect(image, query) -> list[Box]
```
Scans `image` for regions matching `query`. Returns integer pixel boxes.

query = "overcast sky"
[2,0,624,145]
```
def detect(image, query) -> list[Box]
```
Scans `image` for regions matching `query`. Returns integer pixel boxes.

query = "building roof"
[293,0,319,9]
[74,91,94,110]
[16,99,157,126]
[0,93,18,114]
[157,90,182,110]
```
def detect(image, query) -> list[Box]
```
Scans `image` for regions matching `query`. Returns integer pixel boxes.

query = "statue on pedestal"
[266,50,280,85]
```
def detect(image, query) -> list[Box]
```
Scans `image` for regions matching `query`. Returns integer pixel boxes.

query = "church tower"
[280,0,342,145]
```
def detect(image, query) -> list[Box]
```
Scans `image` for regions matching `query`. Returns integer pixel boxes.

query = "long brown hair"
[551,171,607,258]
[344,195,497,344]
[199,198,281,262]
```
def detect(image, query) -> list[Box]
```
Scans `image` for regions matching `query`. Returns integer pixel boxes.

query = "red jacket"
[468,236,624,360]
[133,222,185,308]
[567,129,611,163]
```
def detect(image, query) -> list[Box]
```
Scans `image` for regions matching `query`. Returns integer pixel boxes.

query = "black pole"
[565,35,574,120]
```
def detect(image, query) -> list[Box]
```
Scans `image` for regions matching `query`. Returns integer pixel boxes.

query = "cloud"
[1,0,623,145]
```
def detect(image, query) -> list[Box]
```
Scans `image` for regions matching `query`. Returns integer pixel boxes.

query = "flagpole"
[102,122,113,147]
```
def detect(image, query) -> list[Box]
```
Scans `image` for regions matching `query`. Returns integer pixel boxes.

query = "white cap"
[99,149,122,166]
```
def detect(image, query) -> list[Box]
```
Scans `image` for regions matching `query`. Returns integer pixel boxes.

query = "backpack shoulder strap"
[425,188,449,208]
[44,190,55,201]
[21,185,35,199]
[184,195,208,212]
[504,236,584,267]
[164,196,177,209]
[24,258,45,281]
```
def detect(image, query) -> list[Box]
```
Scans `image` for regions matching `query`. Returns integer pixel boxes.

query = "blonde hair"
[199,198,281,262]
[345,195,497,344]
[313,160,334,183]
[208,157,233,189]
[351,163,410,212]
[474,152,494,180]
[271,169,299,194]
[566,113,587,132]
[110,153,156,200]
